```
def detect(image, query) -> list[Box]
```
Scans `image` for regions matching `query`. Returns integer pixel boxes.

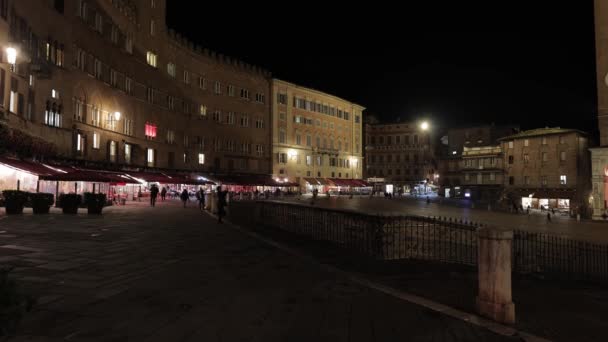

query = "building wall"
[460,146,504,187]
[1,0,272,174]
[502,132,587,189]
[446,124,518,157]
[271,79,364,182]
[501,130,591,209]
[364,122,435,184]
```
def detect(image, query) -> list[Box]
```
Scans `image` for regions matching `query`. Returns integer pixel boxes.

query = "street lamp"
[420,121,429,131]
[6,47,17,72]
[114,111,121,121]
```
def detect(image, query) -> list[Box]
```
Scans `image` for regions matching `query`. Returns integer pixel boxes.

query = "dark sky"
[167,2,598,141]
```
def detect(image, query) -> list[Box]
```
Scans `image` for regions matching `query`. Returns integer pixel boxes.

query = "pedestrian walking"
[196,187,205,211]
[160,187,167,201]
[217,186,227,223]
[150,185,159,207]
[547,212,552,222]
[180,189,189,208]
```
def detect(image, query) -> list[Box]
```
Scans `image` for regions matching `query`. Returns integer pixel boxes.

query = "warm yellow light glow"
[287,149,297,158]
[5,47,17,65]
[114,111,121,121]
[420,121,429,131]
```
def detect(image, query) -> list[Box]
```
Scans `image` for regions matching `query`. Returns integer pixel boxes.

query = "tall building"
[500,128,590,213]
[0,0,271,175]
[437,124,517,199]
[364,121,435,193]
[271,79,364,190]
[591,0,608,219]
[441,145,504,201]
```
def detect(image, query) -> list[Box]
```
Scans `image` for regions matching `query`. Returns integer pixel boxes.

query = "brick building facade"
[364,121,435,193]
[1,0,271,176]
[500,128,590,212]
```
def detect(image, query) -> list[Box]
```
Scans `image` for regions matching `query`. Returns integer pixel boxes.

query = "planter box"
[30,193,54,215]
[2,190,29,215]
[5,203,24,215]
[87,205,103,215]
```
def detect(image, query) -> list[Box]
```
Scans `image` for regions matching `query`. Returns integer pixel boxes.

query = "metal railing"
[513,231,608,280]
[229,201,608,281]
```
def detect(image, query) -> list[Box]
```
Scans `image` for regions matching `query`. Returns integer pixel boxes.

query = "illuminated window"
[199,105,207,117]
[93,132,100,149]
[76,133,83,151]
[560,175,567,185]
[145,122,157,139]
[560,151,566,161]
[109,141,117,162]
[124,144,132,164]
[146,51,157,67]
[198,153,205,165]
[183,70,190,84]
[147,148,155,166]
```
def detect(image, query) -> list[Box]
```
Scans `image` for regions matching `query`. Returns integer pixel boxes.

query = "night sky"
[167,2,597,141]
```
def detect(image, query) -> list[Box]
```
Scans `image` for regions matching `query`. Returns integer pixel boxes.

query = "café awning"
[0,156,64,176]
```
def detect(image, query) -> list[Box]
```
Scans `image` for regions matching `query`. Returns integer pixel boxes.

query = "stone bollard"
[204,193,213,210]
[477,227,515,324]
[210,193,218,214]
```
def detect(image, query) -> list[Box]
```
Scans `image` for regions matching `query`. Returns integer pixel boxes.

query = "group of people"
[146,184,228,223]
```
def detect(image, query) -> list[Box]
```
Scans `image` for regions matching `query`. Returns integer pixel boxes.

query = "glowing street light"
[420,121,429,131]
[114,111,121,121]
[6,47,17,72]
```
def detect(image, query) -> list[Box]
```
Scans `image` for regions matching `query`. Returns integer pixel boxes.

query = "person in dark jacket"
[217,186,227,223]
[196,187,205,211]
[180,189,189,208]
[150,185,159,207]
[160,187,167,201]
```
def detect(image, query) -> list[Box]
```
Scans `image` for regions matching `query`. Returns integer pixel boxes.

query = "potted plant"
[1,191,29,215]
[58,194,81,214]
[29,193,54,214]
[84,193,106,215]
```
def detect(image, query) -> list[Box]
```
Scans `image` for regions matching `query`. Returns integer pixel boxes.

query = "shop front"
[513,189,577,213]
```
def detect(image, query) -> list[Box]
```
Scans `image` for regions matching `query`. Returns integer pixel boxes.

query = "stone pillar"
[590,147,608,220]
[477,227,515,324]
[204,193,212,210]
[210,193,218,214]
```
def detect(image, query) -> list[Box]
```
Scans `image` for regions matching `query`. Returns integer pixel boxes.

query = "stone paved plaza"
[0,201,519,342]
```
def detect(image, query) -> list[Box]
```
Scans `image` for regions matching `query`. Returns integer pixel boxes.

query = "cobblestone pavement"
[280,196,608,243]
[0,201,517,342]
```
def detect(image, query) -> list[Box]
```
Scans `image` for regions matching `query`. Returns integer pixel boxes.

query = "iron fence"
[229,201,608,281]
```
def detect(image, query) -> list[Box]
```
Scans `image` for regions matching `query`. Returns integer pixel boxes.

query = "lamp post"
[6,47,17,72]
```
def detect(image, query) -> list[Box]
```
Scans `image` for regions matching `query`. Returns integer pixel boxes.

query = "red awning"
[303,177,320,185]
[316,178,334,186]
[124,171,174,183]
[40,169,115,183]
[0,157,63,176]
[328,178,350,187]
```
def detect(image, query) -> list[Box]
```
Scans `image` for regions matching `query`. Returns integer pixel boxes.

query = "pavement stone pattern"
[0,201,516,342]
